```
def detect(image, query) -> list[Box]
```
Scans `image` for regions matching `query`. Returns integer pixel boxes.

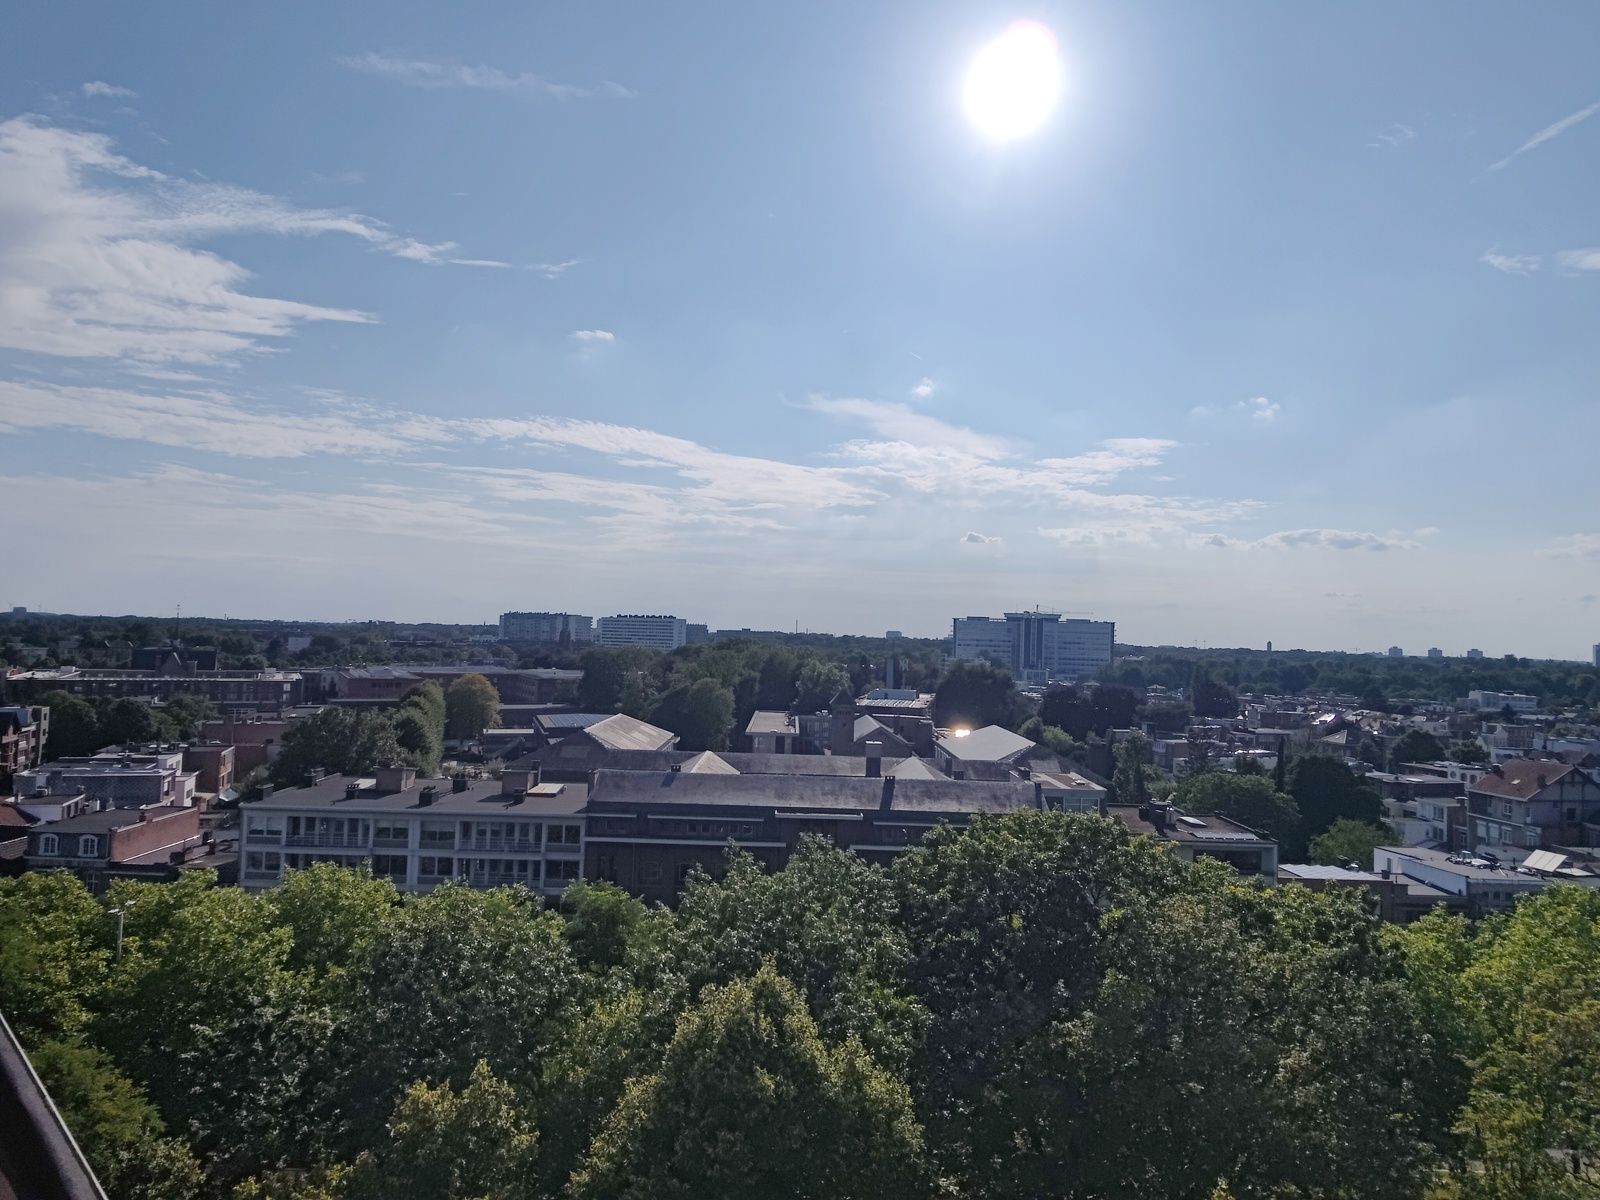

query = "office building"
[1467,690,1537,713]
[1593,643,1599,668]
[1387,646,1404,658]
[1427,647,1442,659]
[498,612,593,643]
[4,667,303,713]
[1466,648,1484,659]
[950,611,1115,684]
[596,614,689,650]
[238,766,585,895]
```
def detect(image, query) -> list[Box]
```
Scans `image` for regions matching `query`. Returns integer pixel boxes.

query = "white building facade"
[499,611,594,643]
[950,611,1115,684]
[595,614,689,650]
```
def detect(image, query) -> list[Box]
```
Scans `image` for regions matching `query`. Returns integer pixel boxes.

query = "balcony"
[372,835,410,849]
[461,838,541,853]
[244,831,283,845]
[282,834,371,849]
[465,873,534,888]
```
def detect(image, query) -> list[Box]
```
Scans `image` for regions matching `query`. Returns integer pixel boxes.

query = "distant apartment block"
[1467,690,1538,713]
[1466,648,1484,659]
[324,665,581,706]
[596,614,689,650]
[17,748,199,810]
[498,611,593,643]
[950,610,1114,684]
[1427,647,1443,658]
[1386,646,1404,658]
[4,666,303,712]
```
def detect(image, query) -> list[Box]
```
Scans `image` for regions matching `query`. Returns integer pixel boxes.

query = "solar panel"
[1188,831,1259,842]
[1521,849,1566,873]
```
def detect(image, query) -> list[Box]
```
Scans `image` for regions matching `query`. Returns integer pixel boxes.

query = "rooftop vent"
[418,784,438,807]
[452,773,469,794]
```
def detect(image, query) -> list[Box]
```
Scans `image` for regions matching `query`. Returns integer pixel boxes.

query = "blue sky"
[3,1,1599,657]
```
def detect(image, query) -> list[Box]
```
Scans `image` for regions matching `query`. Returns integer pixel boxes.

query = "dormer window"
[79,835,99,857]
[38,834,58,856]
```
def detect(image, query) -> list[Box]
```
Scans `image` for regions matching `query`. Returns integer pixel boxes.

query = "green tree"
[1387,729,1446,770]
[162,694,217,741]
[571,963,926,1200]
[1174,772,1301,842]
[37,690,103,758]
[100,696,163,747]
[1289,754,1384,856]
[270,708,402,785]
[1111,732,1152,805]
[445,673,501,741]
[1308,818,1395,869]
[264,861,398,980]
[932,660,1020,729]
[561,879,649,973]
[616,670,656,719]
[1451,740,1490,764]
[0,871,110,1045]
[1189,663,1238,719]
[649,678,735,751]
[29,1038,204,1200]
[578,646,662,712]
[350,1061,539,1200]
[794,660,851,712]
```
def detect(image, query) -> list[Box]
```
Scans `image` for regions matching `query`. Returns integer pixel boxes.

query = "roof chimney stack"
[866,739,883,778]
[452,772,469,793]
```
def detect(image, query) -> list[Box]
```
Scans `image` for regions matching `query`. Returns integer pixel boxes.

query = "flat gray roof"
[585,769,1037,816]
[249,775,587,817]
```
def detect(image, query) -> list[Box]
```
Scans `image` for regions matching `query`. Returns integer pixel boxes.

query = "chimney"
[1017,765,1032,781]
[879,775,896,812]
[452,772,469,793]
[1033,780,1044,808]
[260,783,273,802]
[373,765,416,794]
[670,763,681,773]
[501,768,534,796]
[1148,803,1171,834]
[344,782,361,801]
[528,762,541,787]
[866,739,883,778]
[418,784,437,807]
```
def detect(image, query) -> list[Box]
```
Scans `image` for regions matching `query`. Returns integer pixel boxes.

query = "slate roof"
[936,725,1034,763]
[1470,760,1585,800]
[584,714,677,752]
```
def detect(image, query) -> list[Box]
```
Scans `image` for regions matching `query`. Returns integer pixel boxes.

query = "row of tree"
[3,813,1595,1200]
[32,692,217,760]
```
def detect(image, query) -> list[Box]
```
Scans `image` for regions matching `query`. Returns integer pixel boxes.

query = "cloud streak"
[1490,100,1600,171]
[339,52,635,100]
[82,81,136,98]
[0,116,502,365]
[1481,248,1541,275]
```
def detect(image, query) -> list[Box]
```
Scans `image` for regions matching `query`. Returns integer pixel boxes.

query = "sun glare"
[963,20,1063,142]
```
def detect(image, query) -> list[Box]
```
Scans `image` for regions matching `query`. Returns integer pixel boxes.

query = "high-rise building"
[499,612,593,643]
[1386,646,1404,658]
[950,611,1115,684]
[1593,643,1600,668]
[1466,648,1484,659]
[596,614,689,650]
[1427,647,1443,658]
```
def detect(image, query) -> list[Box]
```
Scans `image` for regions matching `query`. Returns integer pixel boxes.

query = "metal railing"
[244,831,283,845]
[282,834,370,849]
[461,838,541,853]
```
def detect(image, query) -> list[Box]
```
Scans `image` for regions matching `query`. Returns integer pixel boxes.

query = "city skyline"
[4,2,1600,657]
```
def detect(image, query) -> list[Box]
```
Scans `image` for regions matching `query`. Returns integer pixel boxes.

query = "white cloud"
[960,531,1001,545]
[1201,528,1422,552]
[82,81,137,98]
[806,395,1011,458]
[532,259,580,279]
[569,329,615,343]
[339,52,635,100]
[1189,404,1215,419]
[1369,123,1416,148]
[1556,248,1600,271]
[1543,533,1600,560]
[1481,248,1541,275]
[0,116,501,365]
[1239,396,1279,422]
[1490,100,1600,171]
[911,377,935,399]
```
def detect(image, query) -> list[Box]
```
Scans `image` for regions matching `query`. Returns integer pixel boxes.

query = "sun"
[963,20,1063,142]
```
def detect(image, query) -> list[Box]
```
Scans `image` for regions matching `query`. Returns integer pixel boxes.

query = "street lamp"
[109,900,136,962]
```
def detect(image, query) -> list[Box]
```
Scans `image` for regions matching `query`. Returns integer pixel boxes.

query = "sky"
[3,1,1600,658]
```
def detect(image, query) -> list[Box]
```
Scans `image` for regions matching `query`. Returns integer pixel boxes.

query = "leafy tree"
[1174,772,1300,842]
[445,673,501,741]
[578,646,662,712]
[616,670,656,719]
[1018,716,1082,759]
[1184,729,1216,775]
[794,659,851,712]
[233,1165,353,1200]
[1451,739,1490,764]
[341,883,580,1132]
[270,708,402,785]
[392,705,443,774]
[1189,663,1238,718]
[29,1038,204,1200]
[37,690,103,758]
[561,880,649,972]
[162,694,217,741]
[571,963,926,1200]
[1289,754,1384,857]
[649,678,735,751]
[933,660,1020,729]
[264,862,398,980]
[1039,683,1140,740]
[1387,729,1446,770]
[1308,818,1395,869]
[1111,732,1152,805]
[1233,753,1265,775]
[101,696,163,747]
[0,871,110,1044]
[349,1061,539,1200]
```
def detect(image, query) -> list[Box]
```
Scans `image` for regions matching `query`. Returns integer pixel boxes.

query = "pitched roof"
[1470,760,1583,800]
[583,714,677,752]
[0,805,37,830]
[681,750,739,774]
[936,724,1034,763]
[883,756,943,780]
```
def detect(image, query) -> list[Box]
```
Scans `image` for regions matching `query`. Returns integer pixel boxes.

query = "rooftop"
[33,806,192,834]
[936,724,1034,763]
[248,774,588,816]
[746,711,798,735]
[1377,845,1549,882]
[1470,760,1586,800]
[585,713,677,752]
[1279,864,1385,883]
[585,769,1039,816]
[1111,804,1273,847]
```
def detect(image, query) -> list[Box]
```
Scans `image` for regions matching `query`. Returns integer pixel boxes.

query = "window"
[38,833,59,855]
[78,835,99,857]
[370,854,407,879]
[547,858,579,882]
[547,824,581,846]
[642,860,662,883]
[419,856,454,878]
[373,821,409,845]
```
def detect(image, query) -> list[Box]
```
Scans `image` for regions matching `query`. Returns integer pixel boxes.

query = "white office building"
[950,611,1115,684]
[595,614,689,650]
[238,766,585,895]
[499,611,593,643]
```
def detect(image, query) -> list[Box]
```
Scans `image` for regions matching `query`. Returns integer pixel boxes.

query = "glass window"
[547,824,581,846]
[547,858,579,882]
[78,835,99,857]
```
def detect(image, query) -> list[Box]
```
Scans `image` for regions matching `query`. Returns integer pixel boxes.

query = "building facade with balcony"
[4,667,303,713]
[595,614,689,650]
[0,705,47,790]
[498,611,594,643]
[16,749,198,809]
[237,766,586,896]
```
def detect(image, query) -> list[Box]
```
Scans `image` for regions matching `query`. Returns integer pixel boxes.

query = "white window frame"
[38,833,59,856]
[78,834,99,857]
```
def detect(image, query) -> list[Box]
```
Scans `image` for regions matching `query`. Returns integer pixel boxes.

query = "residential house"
[934,725,1034,779]
[1373,846,1548,917]
[1277,863,1456,923]
[24,806,205,893]
[1110,802,1278,879]
[16,749,198,810]
[0,705,47,790]
[1465,759,1600,854]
